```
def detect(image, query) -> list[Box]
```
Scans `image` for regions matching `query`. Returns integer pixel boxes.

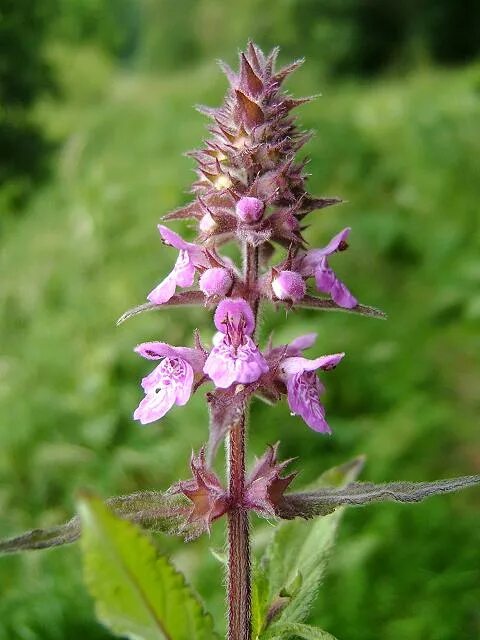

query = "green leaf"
[252,561,271,639]
[0,490,190,555]
[265,510,340,626]
[277,474,480,519]
[78,492,219,640]
[254,457,364,634]
[263,621,338,639]
[0,517,79,553]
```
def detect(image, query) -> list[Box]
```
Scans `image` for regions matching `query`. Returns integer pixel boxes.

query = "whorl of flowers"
[125,43,384,524]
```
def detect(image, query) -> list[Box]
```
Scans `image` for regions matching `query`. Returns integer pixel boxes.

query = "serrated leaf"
[255,457,364,633]
[264,621,338,640]
[265,511,340,627]
[0,490,189,555]
[78,493,219,640]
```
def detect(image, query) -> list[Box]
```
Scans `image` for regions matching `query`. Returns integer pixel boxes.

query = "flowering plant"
[1,43,478,640]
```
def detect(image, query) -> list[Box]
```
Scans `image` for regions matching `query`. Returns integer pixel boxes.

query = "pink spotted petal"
[173,250,196,287]
[133,385,177,425]
[173,363,194,405]
[204,334,269,388]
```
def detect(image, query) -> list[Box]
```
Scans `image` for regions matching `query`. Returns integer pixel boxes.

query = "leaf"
[116,292,205,325]
[79,492,219,640]
[263,621,338,640]
[277,475,480,519]
[254,457,364,634]
[0,490,190,554]
[252,562,271,639]
[0,517,79,553]
[293,295,386,320]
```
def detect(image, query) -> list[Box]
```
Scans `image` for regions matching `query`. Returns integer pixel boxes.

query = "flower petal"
[133,386,177,425]
[147,271,178,304]
[214,298,255,335]
[174,362,194,405]
[158,224,192,251]
[173,251,196,287]
[135,342,205,371]
[204,335,268,388]
[281,353,344,376]
[330,278,357,309]
[314,257,357,309]
[287,333,317,353]
[318,227,351,256]
[287,372,331,433]
[299,227,351,276]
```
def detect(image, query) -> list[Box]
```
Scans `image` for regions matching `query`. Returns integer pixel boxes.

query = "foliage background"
[0,1,479,639]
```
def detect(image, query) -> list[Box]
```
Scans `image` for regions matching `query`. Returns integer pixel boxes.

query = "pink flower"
[148,225,207,304]
[236,196,265,224]
[133,341,206,425]
[203,299,269,388]
[298,227,357,309]
[199,267,233,297]
[280,353,344,433]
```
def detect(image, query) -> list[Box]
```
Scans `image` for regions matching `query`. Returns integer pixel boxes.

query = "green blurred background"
[1,1,479,639]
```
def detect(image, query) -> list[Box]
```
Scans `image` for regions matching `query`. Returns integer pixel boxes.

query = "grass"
[0,46,479,639]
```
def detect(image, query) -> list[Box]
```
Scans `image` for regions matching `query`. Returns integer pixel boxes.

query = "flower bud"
[199,211,217,233]
[199,268,233,297]
[236,197,264,224]
[272,270,306,302]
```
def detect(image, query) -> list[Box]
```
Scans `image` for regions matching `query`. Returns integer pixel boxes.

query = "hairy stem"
[227,406,250,640]
[244,242,260,315]
[226,243,259,640]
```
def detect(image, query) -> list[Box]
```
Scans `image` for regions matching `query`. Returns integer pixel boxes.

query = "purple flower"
[199,267,233,297]
[298,227,357,309]
[280,353,344,433]
[204,299,269,388]
[236,197,264,224]
[133,341,206,425]
[148,225,207,304]
[271,270,306,302]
